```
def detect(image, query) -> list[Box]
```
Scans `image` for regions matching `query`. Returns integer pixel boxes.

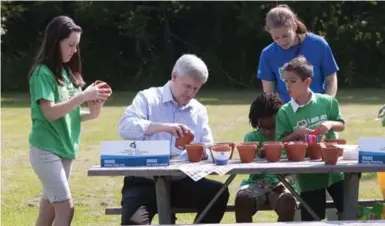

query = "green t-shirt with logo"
[240,130,297,193]
[29,65,82,159]
[275,93,345,193]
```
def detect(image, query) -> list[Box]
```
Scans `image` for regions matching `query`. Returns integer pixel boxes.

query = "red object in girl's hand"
[95,80,112,94]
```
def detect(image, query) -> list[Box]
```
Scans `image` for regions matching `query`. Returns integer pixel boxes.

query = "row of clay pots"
[185,142,259,163]
[263,139,347,165]
[184,139,346,165]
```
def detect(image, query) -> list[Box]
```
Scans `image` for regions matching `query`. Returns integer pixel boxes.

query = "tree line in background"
[1,1,385,91]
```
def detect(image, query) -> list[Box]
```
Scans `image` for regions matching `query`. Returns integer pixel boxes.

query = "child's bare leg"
[234,190,257,222]
[269,188,297,222]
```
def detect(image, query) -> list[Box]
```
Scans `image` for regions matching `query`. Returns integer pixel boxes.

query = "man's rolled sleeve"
[119,92,152,140]
[200,106,213,145]
[198,106,213,159]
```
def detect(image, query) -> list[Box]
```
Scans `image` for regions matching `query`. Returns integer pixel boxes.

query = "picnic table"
[88,159,385,224]
[158,221,385,226]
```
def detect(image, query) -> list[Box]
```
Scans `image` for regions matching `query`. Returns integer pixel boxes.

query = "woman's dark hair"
[249,92,283,129]
[265,4,308,34]
[28,15,85,88]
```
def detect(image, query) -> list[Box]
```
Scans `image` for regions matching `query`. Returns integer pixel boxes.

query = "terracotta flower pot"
[95,80,112,94]
[215,142,235,159]
[210,145,232,165]
[209,144,230,163]
[240,142,260,145]
[328,139,347,156]
[263,142,284,162]
[325,141,343,157]
[322,146,340,165]
[323,142,337,160]
[285,141,308,162]
[283,141,302,149]
[307,143,323,160]
[185,144,204,162]
[175,131,195,150]
[237,143,258,163]
[328,139,347,145]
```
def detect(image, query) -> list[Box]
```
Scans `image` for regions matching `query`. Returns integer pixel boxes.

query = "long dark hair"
[28,15,85,88]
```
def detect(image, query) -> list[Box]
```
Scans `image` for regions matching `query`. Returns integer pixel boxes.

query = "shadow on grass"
[2,88,385,108]
[362,172,378,181]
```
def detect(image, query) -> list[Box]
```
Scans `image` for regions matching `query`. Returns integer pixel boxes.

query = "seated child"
[275,55,346,221]
[235,93,297,222]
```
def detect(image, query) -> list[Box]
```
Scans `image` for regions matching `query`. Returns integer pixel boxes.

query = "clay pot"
[240,142,260,145]
[215,142,235,159]
[328,139,346,156]
[209,144,230,163]
[95,80,112,94]
[283,141,303,149]
[237,143,258,163]
[322,146,340,165]
[210,145,232,165]
[321,142,335,160]
[175,131,195,150]
[328,139,347,144]
[263,142,284,162]
[285,141,308,161]
[325,141,344,157]
[307,143,323,160]
[185,144,204,162]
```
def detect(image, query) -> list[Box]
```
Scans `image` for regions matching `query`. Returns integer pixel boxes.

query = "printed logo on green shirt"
[59,86,70,101]
[294,114,328,130]
[296,119,308,129]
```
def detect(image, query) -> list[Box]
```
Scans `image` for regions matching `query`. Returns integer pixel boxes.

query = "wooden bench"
[105,199,383,215]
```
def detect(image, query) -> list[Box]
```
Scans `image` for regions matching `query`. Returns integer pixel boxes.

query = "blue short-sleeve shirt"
[257,33,339,103]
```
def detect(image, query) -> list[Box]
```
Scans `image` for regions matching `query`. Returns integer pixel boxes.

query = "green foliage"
[2,1,385,91]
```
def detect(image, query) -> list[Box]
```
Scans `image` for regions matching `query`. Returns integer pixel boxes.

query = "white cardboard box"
[100,140,170,167]
[358,137,385,164]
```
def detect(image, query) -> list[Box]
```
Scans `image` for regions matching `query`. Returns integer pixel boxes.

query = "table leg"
[277,174,321,221]
[155,176,173,224]
[341,173,360,220]
[194,174,237,224]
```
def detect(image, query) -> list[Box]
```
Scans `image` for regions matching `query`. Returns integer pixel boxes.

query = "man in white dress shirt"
[118,54,229,225]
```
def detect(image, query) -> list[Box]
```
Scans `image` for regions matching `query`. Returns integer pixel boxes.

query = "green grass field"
[1,89,385,226]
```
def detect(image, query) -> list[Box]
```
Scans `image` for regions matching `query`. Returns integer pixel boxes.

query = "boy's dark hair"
[249,92,283,129]
[282,55,313,80]
[28,15,85,88]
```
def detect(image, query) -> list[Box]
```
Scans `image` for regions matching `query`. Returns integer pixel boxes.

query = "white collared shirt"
[290,90,317,113]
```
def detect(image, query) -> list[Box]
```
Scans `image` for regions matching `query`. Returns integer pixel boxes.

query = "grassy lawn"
[1,88,385,226]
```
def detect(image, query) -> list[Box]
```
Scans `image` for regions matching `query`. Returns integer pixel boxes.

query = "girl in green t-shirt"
[235,93,297,222]
[28,16,111,226]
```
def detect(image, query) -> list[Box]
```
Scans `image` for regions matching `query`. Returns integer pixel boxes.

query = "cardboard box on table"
[100,140,170,167]
[358,137,385,165]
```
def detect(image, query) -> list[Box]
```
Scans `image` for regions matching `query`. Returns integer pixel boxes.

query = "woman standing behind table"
[28,16,111,226]
[257,4,339,103]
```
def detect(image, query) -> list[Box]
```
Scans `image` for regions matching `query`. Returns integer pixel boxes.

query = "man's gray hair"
[172,54,208,83]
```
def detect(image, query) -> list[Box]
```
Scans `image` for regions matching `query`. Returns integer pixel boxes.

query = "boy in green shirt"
[235,93,297,222]
[275,56,346,221]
